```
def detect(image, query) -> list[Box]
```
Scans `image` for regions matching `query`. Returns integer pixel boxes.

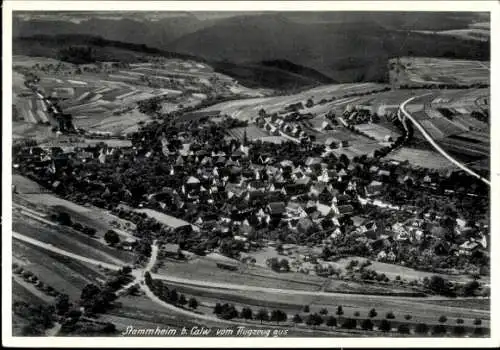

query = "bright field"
[390,57,490,86]
[383,147,457,170]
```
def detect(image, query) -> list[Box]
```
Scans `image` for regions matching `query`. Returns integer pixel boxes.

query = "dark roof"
[337,205,354,214]
[267,202,286,215]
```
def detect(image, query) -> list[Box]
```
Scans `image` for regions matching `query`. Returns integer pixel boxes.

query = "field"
[133,208,198,231]
[13,175,137,240]
[225,125,269,141]
[12,239,110,300]
[390,57,490,86]
[384,148,457,170]
[12,54,268,139]
[201,83,385,122]
[156,258,324,292]
[12,215,135,265]
[331,257,487,285]
[157,280,489,329]
[354,124,400,142]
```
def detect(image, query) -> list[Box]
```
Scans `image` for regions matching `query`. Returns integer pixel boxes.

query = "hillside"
[212,59,335,91]
[12,14,207,49]
[13,34,202,63]
[13,12,490,89]
[168,13,489,83]
[13,35,334,91]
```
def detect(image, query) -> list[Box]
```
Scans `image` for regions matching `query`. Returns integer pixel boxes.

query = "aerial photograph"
[8,9,491,339]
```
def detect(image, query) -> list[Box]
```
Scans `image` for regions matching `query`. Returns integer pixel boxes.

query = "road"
[12,229,489,332]
[13,231,488,307]
[399,95,490,186]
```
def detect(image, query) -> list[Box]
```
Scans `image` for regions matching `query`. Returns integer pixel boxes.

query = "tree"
[369,308,378,318]
[306,98,314,108]
[404,314,412,320]
[178,294,187,306]
[474,318,482,326]
[474,327,487,336]
[279,259,290,272]
[341,318,357,329]
[456,318,464,324]
[438,315,448,323]
[256,309,269,324]
[305,313,324,328]
[354,311,360,317]
[398,324,410,334]
[432,324,447,335]
[104,230,120,246]
[81,283,101,301]
[303,305,310,313]
[168,289,178,304]
[379,319,391,332]
[220,304,239,320]
[336,305,344,316]
[57,212,72,226]
[453,326,466,336]
[127,284,140,296]
[415,323,429,335]
[213,303,223,314]
[240,307,253,320]
[186,297,198,310]
[361,319,374,330]
[270,309,287,324]
[326,316,337,327]
[55,293,71,315]
[319,308,328,315]
[386,311,395,319]
[292,314,303,325]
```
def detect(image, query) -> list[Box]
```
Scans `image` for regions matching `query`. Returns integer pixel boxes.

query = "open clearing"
[332,257,485,284]
[384,148,456,170]
[390,57,490,86]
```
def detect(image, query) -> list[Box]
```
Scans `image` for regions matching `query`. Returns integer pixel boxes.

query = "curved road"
[399,95,490,186]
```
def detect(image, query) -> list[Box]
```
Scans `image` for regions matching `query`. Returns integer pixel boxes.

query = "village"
[12,97,490,297]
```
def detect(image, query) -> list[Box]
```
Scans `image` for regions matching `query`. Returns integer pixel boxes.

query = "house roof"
[295,176,312,185]
[305,157,322,166]
[267,202,286,215]
[337,205,354,214]
[164,243,180,253]
[186,176,200,184]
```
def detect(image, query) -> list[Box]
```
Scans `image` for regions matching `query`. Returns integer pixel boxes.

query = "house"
[163,243,181,258]
[318,169,337,183]
[286,202,308,218]
[458,240,481,256]
[266,202,286,217]
[333,204,354,217]
[247,180,266,192]
[365,180,383,197]
[186,176,201,189]
[315,202,332,217]
[377,169,392,182]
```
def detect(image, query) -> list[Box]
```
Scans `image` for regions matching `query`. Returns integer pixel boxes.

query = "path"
[12,231,123,271]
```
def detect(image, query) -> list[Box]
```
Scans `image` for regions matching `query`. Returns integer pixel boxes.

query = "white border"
[2,1,499,348]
